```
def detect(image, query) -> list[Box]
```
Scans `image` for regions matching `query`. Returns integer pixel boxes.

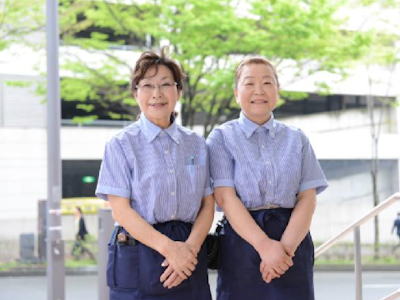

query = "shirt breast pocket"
[184,164,206,195]
[281,153,302,192]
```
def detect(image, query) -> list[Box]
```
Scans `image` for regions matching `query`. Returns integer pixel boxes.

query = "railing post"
[354,226,363,300]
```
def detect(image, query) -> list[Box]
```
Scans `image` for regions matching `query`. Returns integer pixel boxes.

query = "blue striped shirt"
[207,112,328,209]
[96,113,213,224]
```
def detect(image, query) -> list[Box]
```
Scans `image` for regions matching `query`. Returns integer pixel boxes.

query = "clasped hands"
[258,239,295,283]
[158,238,294,288]
[159,241,199,289]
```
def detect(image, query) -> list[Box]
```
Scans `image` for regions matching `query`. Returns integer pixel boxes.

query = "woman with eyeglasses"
[96,49,214,300]
[207,57,328,300]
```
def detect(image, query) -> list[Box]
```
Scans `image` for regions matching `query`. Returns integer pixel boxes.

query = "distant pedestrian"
[392,212,400,251]
[71,206,95,261]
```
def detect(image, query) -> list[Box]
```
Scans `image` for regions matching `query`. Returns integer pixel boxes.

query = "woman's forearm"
[186,195,215,251]
[214,187,270,252]
[280,189,317,254]
[108,195,172,256]
[215,187,293,279]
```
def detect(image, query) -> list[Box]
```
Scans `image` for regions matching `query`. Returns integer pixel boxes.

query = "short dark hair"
[130,47,185,96]
[76,207,83,214]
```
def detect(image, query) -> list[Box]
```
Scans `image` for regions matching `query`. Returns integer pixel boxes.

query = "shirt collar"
[139,113,180,144]
[238,111,276,139]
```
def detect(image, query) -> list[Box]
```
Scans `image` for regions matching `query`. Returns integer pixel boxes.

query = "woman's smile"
[149,101,168,107]
[251,99,269,104]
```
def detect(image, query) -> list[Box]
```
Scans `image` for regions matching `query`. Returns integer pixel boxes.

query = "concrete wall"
[0,75,46,128]
[280,108,400,244]
[312,160,399,244]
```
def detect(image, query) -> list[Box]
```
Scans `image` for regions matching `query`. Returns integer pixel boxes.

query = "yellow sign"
[61,197,110,215]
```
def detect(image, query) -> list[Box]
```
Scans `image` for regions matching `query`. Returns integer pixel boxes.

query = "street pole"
[46,0,65,299]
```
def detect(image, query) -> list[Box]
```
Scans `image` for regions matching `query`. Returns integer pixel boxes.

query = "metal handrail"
[315,193,400,257]
[314,192,400,300]
[380,289,400,300]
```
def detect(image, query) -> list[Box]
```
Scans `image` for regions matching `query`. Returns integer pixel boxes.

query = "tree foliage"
[3,0,382,134]
[58,0,374,134]
[0,0,43,51]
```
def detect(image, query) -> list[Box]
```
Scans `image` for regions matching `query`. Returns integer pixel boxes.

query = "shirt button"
[171,192,176,196]
[171,215,176,220]
[164,150,169,154]
[261,145,265,149]
[266,161,270,165]
[268,180,272,184]
[169,169,174,173]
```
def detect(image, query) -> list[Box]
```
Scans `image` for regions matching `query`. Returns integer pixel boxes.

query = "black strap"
[214,216,226,236]
[112,226,121,245]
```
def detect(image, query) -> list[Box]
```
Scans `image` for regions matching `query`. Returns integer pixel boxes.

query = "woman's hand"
[161,241,198,282]
[257,238,293,283]
[160,195,213,289]
[160,242,199,288]
[281,241,296,258]
[160,261,185,289]
[260,260,281,283]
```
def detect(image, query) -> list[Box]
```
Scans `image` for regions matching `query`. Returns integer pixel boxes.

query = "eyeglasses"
[136,82,178,93]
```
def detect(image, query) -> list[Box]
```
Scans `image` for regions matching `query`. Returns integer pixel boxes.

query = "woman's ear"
[234,89,238,103]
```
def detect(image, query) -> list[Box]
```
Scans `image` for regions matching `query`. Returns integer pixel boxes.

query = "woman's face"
[134,65,180,128]
[235,63,278,125]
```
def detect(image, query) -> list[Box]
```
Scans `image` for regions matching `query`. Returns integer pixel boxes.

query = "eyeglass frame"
[135,81,178,93]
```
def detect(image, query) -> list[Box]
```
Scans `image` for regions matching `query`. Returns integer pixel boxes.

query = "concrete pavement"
[0,271,399,300]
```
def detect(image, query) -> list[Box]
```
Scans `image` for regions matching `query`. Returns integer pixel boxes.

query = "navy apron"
[107,221,212,300]
[217,208,315,300]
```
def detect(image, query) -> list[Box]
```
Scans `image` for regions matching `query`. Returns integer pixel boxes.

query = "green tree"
[0,0,43,51]
[58,0,371,135]
[58,0,157,122]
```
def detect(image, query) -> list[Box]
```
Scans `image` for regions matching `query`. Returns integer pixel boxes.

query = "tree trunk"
[367,91,380,260]
[371,161,380,260]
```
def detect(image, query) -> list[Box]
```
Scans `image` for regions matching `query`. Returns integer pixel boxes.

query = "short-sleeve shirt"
[207,112,328,209]
[95,113,213,224]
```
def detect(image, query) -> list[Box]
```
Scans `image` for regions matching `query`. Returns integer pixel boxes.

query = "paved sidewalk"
[0,271,399,300]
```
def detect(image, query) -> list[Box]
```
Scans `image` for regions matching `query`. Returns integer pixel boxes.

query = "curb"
[0,266,97,277]
[314,264,400,272]
[1,265,399,277]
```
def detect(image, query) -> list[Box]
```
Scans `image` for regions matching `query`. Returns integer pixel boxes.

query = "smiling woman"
[130,51,184,129]
[133,65,179,128]
[95,48,214,300]
[234,57,280,125]
[207,56,328,300]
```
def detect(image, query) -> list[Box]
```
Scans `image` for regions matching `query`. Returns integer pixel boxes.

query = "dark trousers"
[107,221,212,300]
[393,234,400,251]
[71,239,96,261]
[217,208,315,300]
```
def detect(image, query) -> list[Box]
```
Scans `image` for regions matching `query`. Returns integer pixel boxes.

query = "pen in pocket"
[190,156,194,174]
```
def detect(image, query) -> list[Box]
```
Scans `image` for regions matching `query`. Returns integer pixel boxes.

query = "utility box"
[20,233,35,261]
[38,200,47,260]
